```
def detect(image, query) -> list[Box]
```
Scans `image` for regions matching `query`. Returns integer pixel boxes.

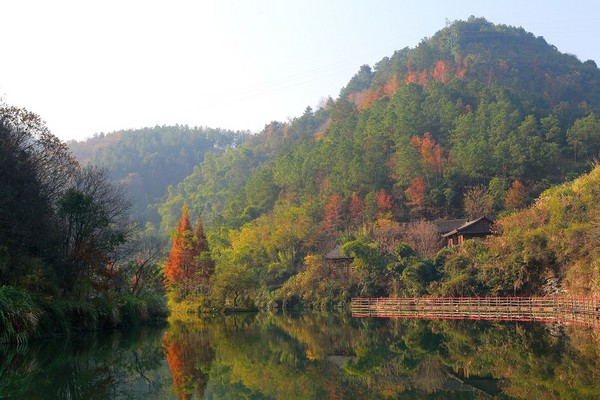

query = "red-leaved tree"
[164,204,195,298]
[164,204,214,299]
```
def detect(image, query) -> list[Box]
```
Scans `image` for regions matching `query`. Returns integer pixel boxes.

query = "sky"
[1,0,600,142]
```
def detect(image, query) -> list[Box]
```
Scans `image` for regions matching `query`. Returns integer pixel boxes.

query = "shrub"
[0,286,41,344]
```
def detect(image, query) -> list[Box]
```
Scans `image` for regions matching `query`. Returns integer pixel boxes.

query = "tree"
[0,105,78,287]
[323,193,345,234]
[164,204,195,299]
[405,177,429,215]
[504,180,528,211]
[164,205,215,300]
[210,263,257,308]
[58,166,131,296]
[463,185,494,220]
[566,113,600,162]
[375,190,394,218]
[349,193,365,229]
[192,213,215,295]
[120,223,168,297]
[403,220,443,258]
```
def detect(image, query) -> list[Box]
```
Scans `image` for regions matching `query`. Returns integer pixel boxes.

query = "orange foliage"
[405,176,429,210]
[358,87,383,110]
[323,193,345,233]
[349,193,365,228]
[504,180,528,210]
[456,65,467,79]
[347,91,366,107]
[410,133,445,176]
[164,204,194,289]
[405,60,417,84]
[418,71,428,86]
[383,75,399,95]
[164,204,214,296]
[433,60,450,83]
[375,190,394,218]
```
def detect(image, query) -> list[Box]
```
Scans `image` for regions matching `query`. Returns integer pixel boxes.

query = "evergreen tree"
[193,213,214,295]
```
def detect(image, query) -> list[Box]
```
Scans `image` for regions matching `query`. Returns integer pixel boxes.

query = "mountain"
[68,125,249,225]
[161,17,600,227]
[155,17,600,308]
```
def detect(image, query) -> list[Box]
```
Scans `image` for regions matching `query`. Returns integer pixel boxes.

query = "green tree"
[567,113,600,162]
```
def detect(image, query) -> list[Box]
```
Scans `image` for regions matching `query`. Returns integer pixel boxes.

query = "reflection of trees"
[163,320,215,399]
[343,318,600,399]
[0,328,168,399]
[4,315,600,399]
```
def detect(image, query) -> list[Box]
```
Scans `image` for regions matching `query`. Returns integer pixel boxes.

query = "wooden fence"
[351,297,600,327]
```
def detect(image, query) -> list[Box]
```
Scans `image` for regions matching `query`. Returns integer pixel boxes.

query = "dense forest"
[155,17,600,312]
[4,17,600,336]
[68,126,249,225]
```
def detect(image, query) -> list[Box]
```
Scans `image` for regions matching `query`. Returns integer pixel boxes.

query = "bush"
[0,286,41,344]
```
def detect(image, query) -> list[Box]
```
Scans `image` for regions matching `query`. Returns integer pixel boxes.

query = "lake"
[1,312,599,399]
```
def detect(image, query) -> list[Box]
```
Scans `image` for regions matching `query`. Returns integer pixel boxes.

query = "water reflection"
[1,314,600,399]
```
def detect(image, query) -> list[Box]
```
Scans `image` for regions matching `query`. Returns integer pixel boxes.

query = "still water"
[1,313,599,399]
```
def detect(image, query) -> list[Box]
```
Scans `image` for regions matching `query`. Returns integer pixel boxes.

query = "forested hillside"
[68,125,249,224]
[158,17,600,311]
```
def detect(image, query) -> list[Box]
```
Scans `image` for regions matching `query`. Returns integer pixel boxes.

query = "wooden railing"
[351,297,600,327]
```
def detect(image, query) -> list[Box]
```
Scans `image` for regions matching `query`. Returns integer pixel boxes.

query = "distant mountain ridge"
[68,125,249,225]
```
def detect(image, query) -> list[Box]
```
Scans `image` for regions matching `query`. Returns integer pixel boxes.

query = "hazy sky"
[1,0,599,141]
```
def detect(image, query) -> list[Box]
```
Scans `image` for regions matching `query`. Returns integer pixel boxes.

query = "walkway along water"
[351,297,600,327]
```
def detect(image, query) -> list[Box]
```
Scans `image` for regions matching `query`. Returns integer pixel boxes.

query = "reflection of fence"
[351,297,600,327]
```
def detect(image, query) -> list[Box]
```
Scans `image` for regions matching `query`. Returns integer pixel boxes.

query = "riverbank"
[0,285,168,344]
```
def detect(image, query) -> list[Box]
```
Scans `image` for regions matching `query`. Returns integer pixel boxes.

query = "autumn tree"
[375,190,394,219]
[371,218,403,254]
[323,193,346,234]
[464,185,494,220]
[164,204,195,299]
[405,177,429,216]
[349,193,365,229]
[58,166,131,297]
[504,180,528,211]
[410,133,445,180]
[402,220,442,258]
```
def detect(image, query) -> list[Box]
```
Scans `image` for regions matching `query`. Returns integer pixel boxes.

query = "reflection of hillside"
[269,313,361,361]
[159,314,600,399]
[200,313,371,399]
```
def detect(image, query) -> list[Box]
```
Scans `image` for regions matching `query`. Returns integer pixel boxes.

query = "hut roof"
[324,245,353,260]
[441,216,494,238]
[433,218,468,235]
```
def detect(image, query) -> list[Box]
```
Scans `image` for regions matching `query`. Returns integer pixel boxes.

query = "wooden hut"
[432,218,468,236]
[441,216,494,246]
[324,245,354,275]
